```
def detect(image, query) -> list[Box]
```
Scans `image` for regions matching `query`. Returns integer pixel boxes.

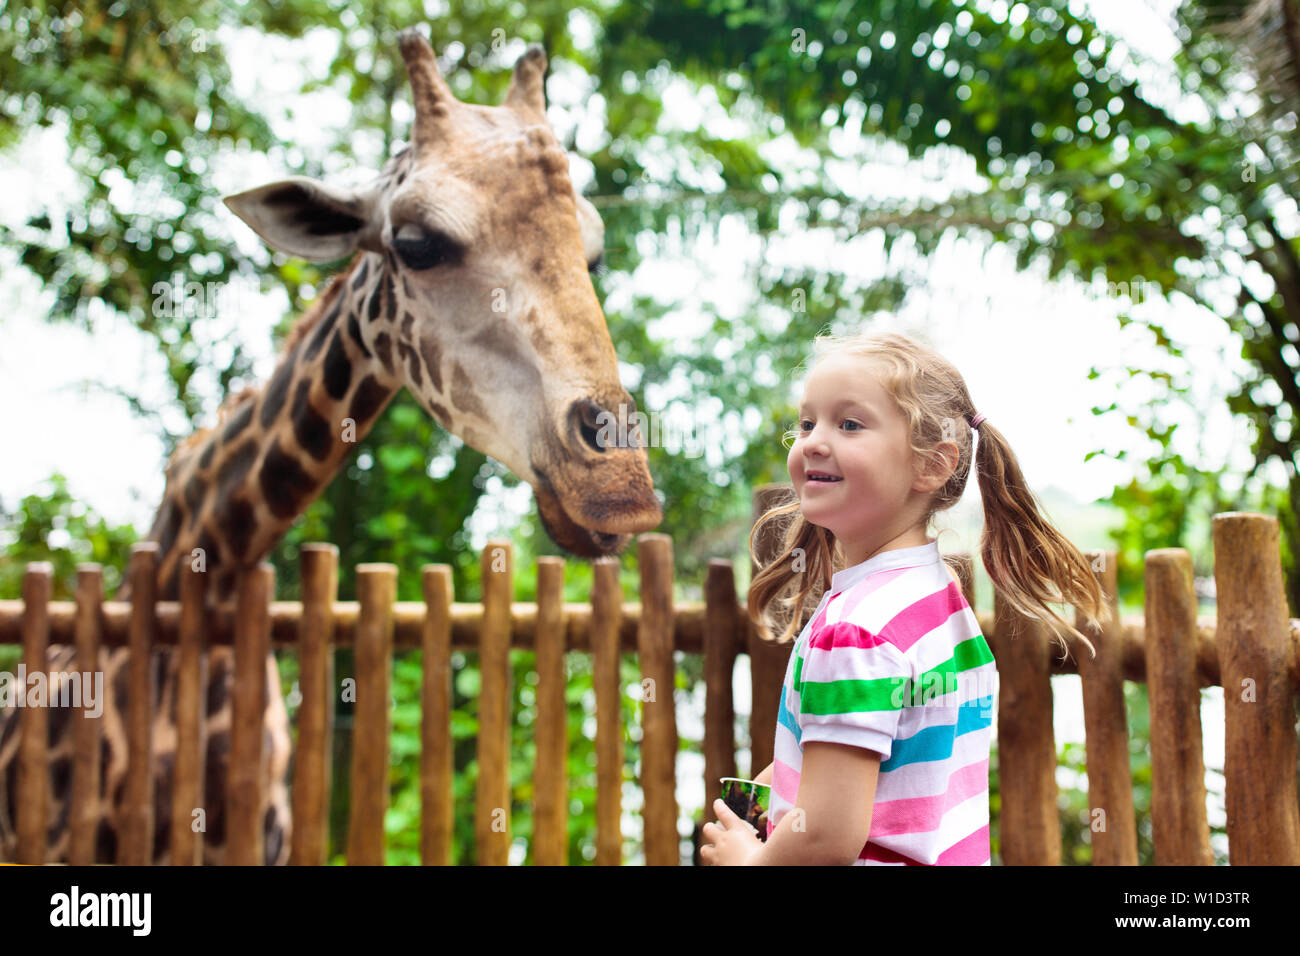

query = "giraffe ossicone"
[0,27,662,866]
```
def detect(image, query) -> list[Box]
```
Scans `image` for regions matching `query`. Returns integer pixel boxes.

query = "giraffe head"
[222,29,661,556]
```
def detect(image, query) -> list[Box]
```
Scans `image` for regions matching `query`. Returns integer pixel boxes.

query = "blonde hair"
[747,330,1112,660]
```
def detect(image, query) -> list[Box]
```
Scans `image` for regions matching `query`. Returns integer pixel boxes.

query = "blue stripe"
[958,694,996,734]
[778,683,801,744]
[880,695,994,772]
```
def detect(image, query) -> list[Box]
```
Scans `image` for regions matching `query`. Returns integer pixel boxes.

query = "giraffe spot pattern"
[291,379,332,461]
[323,331,352,401]
[348,374,390,425]
[216,439,259,504]
[382,272,397,319]
[304,298,341,363]
[183,475,205,530]
[350,258,369,291]
[374,332,394,375]
[225,497,256,562]
[195,527,222,569]
[260,351,297,429]
[221,402,254,445]
[451,361,489,419]
[419,333,444,393]
[347,313,371,359]
[156,500,180,566]
[398,340,422,388]
[260,438,317,520]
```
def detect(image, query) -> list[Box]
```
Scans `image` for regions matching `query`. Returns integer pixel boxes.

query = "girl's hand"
[700,798,764,866]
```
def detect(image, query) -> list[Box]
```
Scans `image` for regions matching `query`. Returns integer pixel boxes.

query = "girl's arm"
[754,762,773,786]
[745,741,880,865]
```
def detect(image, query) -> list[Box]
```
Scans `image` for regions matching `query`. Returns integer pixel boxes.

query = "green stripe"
[796,633,995,714]
[954,634,995,670]
[800,674,911,716]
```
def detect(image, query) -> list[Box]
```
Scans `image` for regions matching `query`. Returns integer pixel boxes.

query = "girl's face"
[787,353,932,565]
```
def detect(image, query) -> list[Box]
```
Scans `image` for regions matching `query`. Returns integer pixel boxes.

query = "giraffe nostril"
[571,399,607,452]
[571,398,635,453]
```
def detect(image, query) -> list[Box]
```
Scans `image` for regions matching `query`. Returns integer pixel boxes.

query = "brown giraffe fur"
[0,28,661,865]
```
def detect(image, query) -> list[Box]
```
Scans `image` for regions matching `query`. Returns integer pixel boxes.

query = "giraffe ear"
[223,176,380,262]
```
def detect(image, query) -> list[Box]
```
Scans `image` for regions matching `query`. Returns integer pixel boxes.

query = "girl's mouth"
[806,473,843,483]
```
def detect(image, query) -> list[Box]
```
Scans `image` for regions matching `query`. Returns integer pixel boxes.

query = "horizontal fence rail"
[1,490,1297,865]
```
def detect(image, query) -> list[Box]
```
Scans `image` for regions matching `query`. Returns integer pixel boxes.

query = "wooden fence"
[1,487,1298,865]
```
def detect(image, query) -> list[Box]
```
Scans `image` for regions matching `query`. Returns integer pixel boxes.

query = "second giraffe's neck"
[139,255,403,602]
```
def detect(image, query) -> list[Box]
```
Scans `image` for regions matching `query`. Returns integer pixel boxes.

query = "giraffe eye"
[393,223,465,270]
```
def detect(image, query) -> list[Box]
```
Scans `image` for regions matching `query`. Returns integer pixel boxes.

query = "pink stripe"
[879,580,968,654]
[809,602,829,637]
[935,824,990,865]
[857,822,991,866]
[836,566,911,619]
[870,758,990,835]
[859,841,924,865]
[808,620,891,652]
[772,757,799,806]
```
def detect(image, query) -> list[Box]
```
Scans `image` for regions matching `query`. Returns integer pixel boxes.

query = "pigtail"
[968,420,1113,659]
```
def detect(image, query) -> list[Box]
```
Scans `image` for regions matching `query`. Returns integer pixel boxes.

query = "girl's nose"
[804,422,832,450]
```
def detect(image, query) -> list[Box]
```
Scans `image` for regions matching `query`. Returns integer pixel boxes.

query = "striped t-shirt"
[768,539,998,864]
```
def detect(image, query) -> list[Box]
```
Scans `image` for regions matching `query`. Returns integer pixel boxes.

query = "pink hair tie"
[969,413,986,431]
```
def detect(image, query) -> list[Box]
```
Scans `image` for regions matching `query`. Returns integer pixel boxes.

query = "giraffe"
[0,28,662,865]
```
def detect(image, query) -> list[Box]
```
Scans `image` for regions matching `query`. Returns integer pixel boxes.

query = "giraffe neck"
[137,255,406,602]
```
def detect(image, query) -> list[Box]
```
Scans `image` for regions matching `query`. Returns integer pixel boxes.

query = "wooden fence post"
[986,591,1060,865]
[638,533,679,865]
[292,543,337,866]
[1213,513,1300,864]
[1144,548,1213,865]
[533,556,568,865]
[121,543,158,865]
[476,540,512,866]
[420,564,454,866]
[703,559,739,827]
[591,556,624,866]
[228,562,273,865]
[69,563,104,865]
[347,562,396,865]
[16,561,52,865]
[171,555,208,865]
[1076,549,1138,865]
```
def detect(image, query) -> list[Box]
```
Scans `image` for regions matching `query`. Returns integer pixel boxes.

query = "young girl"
[700,330,1112,866]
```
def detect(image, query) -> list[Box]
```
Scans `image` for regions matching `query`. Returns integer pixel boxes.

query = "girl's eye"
[798,418,861,431]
